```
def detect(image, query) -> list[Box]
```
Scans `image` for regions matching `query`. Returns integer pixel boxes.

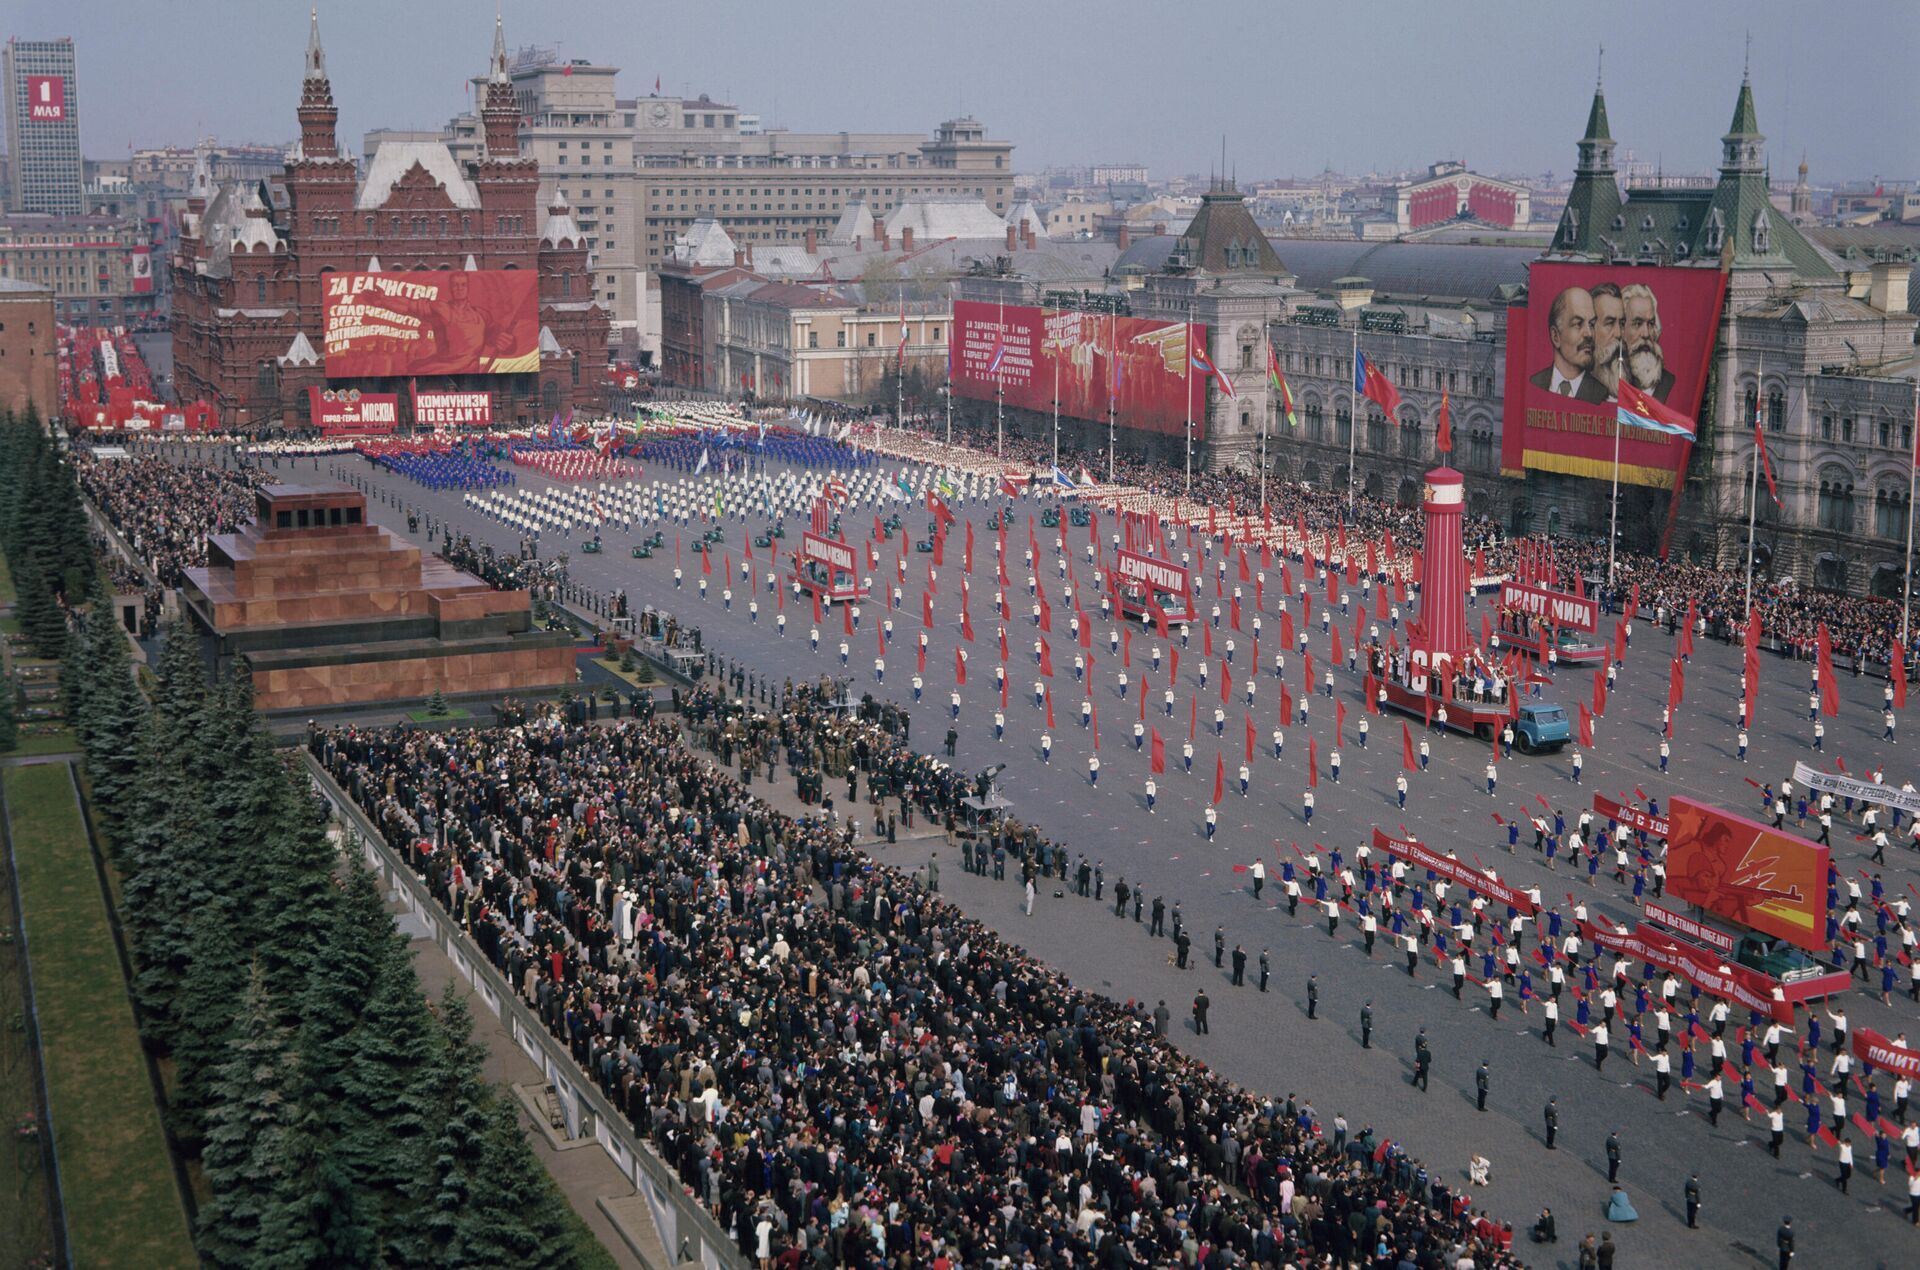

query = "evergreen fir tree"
[394,989,496,1265]
[12,553,67,660]
[119,714,210,1044]
[194,963,302,1270]
[294,859,392,1118]
[76,581,148,825]
[167,896,249,1148]
[468,1098,586,1269]
[336,930,441,1232]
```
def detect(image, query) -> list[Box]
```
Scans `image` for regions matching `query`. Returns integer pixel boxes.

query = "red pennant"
[1151,729,1166,773]
[1307,737,1319,787]
[1212,752,1225,805]
[1402,722,1417,772]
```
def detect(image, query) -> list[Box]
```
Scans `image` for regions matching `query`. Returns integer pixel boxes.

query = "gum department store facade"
[962,77,1915,599]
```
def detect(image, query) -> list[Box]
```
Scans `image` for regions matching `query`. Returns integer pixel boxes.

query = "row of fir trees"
[52,527,592,1259]
[0,405,95,660]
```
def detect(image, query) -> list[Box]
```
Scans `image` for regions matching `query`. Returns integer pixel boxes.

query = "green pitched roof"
[1726,77,1759,138]
[1583,88,1612,143]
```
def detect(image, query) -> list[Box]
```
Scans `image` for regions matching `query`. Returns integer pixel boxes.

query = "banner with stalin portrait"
[1501,262,1726,489]
[323,271,540,378]
[1664,797,1827,952]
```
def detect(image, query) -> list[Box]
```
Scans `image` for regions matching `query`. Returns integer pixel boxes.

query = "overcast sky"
[30,0,1919,183]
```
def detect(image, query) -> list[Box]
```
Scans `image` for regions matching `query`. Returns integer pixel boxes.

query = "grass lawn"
[3,763,196,1270]
[4,729,81,758]
[0,852,56,1270]
[406,706,472,722]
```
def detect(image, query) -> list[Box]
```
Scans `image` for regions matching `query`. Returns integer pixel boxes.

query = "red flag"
[1245,715,1256,762]
[1667,657,1685,711]
[923,591,934,629]
[965,520,975,572]
[1280,684,1293,725]
[1139,675,1150,721]
[1230,597,1242,631]
[1040,640,1054,678]
[1122,627,1132,666]
[1402,722,1418,772]
[843,602,854,637]
[1578,703,1595,748]
[1435,387,1453,453]
[1151,729,1166,773]
[1046,687,1056,728]
[812,590,823,625]
[1897,662,1909,711]
[961,609,975,642]
[1363,669,1379,714]
[1307,737,1319,787]
[1092,706,1100,750]
[954,648,967,685]
[1335,700,1347,748]
[1355,351,1402,416]
[998,627,1009,661]
[1204,624,1213,657]
[1221,661,1233,704]
[1213,752,1226,804]
[1331,623,1344,666]
[1189,695,1199,741]
[701,545,713,576]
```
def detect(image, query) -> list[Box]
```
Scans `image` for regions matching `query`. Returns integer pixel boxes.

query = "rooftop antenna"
[1596,43,1604,90]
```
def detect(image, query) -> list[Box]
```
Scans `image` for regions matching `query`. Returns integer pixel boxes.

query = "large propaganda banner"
[1501,262,1726,490]
[412,389,494,428]
[952,300,1208,438]
[1591,793,1669,838]
[25,75,66,122]
[1578,919,1847,1023]
[1853,1028,1920,1079]
[1665,797,1827,952]
[323,271,540,378]
[307,388,398,436]
[1498,580,1598,632]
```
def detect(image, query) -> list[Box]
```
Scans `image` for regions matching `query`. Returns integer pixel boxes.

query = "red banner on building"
[25,75,66,122]
[1666,797,1827,952]
[1371,828,1537,915]
[411,388,493,428]
[1498,580,1598,632]
[1501,262,1726,490]
[952,300,1209,438]
[322,271,539,377]
[308,388,398,435]
[1591,794,1669,839]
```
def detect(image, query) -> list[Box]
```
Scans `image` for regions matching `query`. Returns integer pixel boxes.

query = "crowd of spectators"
[69,447,262,589]
[313,686,1522,1269]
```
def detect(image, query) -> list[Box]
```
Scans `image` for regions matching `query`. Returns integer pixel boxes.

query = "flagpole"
[1259,342,1270,514]
[1743,354,1762,617]
[1347,319,1359,512]
[1607,347,1622,592]
[1185,302,1195,498]
[1107,309,1117,483]
[1052,354,1060,474]
[1903,376,1918,654]
[998,290,1013,461]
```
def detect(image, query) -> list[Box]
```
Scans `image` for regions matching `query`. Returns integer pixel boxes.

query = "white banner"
[1792,761,1920,817]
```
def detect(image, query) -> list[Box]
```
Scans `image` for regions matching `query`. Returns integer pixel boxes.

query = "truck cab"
[1513,702,1571,753]
[1734,931,1824,983]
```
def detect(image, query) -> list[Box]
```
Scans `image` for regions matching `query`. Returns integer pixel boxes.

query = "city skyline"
[17,0,1920,185]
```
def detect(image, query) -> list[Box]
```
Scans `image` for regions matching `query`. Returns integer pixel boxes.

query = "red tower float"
[1416,467,1468,663]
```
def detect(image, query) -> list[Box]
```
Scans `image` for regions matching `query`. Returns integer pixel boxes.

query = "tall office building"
[3,37,83,214]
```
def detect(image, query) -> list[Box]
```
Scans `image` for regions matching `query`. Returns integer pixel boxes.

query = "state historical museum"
[170,14,608,432]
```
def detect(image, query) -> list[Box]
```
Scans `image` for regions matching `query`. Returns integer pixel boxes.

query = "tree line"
[8,407,593,1267]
